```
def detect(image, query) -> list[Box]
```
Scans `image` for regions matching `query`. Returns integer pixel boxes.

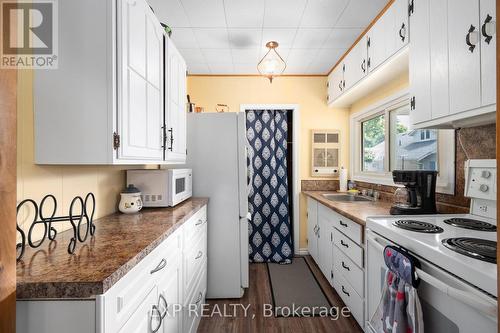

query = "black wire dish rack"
[16,193,96,261]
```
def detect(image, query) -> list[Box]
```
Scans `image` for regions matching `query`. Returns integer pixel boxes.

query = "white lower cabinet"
[16,205,208,333]
[306,198,365,328]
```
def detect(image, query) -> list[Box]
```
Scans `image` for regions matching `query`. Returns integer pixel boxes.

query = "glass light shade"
[257,41,286,83]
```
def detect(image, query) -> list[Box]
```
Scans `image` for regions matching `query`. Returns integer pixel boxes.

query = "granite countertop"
[303,191,392,226]
[16,198,209,299]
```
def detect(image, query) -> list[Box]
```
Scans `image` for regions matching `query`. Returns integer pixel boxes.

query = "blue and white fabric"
[246,110,293,264]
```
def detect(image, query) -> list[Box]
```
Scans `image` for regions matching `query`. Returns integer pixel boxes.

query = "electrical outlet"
[479,205,489,213]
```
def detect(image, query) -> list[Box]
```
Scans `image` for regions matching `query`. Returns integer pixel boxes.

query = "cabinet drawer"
[333,229,363,268]
[184,261,207,333]
[184,230,207,293]
[118,286,158,333]
[333,245,364,297]
[184,205,207,243]
[333,267,364,327]
[333,213,362,245]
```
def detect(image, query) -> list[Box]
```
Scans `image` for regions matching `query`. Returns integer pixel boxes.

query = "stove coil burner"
[393,220,444,233]
[443,218,497,232]
[442,238,497,264]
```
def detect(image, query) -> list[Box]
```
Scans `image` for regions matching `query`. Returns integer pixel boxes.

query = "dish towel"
[369,246,424,333]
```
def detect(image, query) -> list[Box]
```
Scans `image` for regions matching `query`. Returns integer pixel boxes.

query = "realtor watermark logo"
[1,0,58,68]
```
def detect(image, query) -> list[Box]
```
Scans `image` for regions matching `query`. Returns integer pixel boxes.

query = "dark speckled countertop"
[303,191,392,226]
[16,198,208,299]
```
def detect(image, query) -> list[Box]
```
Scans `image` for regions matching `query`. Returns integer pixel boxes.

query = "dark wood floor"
[198,256,363,333]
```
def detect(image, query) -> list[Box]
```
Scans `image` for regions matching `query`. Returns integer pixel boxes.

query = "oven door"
[170,170,192,206]
[366,229,497,333]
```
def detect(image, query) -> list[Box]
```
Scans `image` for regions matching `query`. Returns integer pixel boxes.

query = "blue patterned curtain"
[246,110,293,264]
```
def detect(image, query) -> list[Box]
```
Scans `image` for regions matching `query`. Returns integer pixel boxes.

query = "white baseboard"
[296,248,309,256]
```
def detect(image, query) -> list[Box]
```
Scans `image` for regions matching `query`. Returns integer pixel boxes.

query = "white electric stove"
[365,159,497,333]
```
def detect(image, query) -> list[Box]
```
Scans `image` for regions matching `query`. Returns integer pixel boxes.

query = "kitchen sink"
[321,194,374,202]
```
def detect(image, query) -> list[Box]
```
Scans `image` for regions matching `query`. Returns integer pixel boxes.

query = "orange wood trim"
[0,36,17,333]
[326,0,396,76]
[187,74,327,78]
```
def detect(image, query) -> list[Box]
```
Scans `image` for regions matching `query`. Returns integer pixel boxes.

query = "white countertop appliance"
[126,169,192,207]
[185,112,249,299]
[366,159,497,333]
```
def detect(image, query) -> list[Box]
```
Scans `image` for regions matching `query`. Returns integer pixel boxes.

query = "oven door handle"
[366,232,498,319]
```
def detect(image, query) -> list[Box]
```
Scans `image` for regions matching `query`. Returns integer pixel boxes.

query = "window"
[350,92,455,194]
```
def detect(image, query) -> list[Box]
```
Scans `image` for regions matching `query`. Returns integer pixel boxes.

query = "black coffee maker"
[390,170,438,215]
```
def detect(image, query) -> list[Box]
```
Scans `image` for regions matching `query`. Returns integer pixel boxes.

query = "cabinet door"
[393,0,409,51]
[118,0,164,161]
[317,206,333,279]
[327,65,344,103]
[343,41,367,90]
[480,0,496,106]
[118,286,159,333]
[448,0,481,114]
[409,0,432,124]
[306,198,318,261]
[368,9,392,72]
[159,257,182,333]
[165,39,187,163]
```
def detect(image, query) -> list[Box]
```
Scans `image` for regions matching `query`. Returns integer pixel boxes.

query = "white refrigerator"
[186,112,249,298]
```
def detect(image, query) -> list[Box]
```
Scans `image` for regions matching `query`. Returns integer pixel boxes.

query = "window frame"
[350,90,455,195]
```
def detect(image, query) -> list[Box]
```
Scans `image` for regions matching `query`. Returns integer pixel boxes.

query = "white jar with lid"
[119,184,143,214]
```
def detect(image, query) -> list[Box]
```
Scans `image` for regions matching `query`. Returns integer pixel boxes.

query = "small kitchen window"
[350,91,455,194]
[311,129,340,177]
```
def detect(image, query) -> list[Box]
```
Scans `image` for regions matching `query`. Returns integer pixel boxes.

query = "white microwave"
[126,169,192,207]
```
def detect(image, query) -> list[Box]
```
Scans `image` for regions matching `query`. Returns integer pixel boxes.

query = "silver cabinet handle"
[150,305,162,333]
[195,292,203,304]
[339,220,348,228]
[195,251,203,259]
[195,219,203,226]
[158,294,168,319]
[150,258,167,274]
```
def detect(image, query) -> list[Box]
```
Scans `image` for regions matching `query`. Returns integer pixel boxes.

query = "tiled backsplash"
[302,124,496,214]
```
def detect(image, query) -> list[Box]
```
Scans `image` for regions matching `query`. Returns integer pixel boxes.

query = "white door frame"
[240,104,301,256]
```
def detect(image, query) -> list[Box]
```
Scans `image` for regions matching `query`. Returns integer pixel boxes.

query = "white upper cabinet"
[343,40,367,90]
[367,8,392,72]
[409,0,496,128]
[34,0,187,164]
[327,64,344,103]
[165,39,187,163]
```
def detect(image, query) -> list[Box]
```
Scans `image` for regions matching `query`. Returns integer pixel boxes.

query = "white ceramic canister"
[119,184,143,214]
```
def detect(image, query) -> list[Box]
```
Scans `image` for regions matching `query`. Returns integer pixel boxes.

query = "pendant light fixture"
[257,41,286,83]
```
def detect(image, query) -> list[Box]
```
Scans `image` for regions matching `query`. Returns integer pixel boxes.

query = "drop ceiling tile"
[315,48,345,64]
[180,0,227,28]
[263,0,308,28]
[261,29,297,48]
[148,0,190,27]
[299,0,349,28]
[224,0,266,28]
[178,48,206,63]
[284,63,311,74]
[208,63,235,74]
[292,28,331,48]
[187,63,211,74]
[335,0,388,28]
[228,29,262,48]
[170,28,199,49]
[307,62,333,74]
[233,63,259,74]
[259,47,290,60]
[201,49,233,63]
[193,28,230,48]
[323,28,363,49]
[231,48,261,63]
[286,48,320,65]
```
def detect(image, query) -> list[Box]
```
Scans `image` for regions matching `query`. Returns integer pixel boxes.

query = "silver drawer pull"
[341,261,350,271]
[341,285,350,297]
[195,251,203,259]
[340,240,349,248]
[158,294,168,319]
[195,219,203,226]
[339,221,348,227]
[195,292,203,304]
[150,305,162,333]
[150,258,167,274]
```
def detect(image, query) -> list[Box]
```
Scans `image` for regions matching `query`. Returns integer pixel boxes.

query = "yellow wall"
[188,76,350,250]
[17,70,130,241]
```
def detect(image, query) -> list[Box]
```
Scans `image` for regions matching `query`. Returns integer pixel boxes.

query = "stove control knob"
[479,184,489,192]
[481,170,492,179]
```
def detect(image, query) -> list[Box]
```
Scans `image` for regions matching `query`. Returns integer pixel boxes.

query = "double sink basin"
[322,193,374,202]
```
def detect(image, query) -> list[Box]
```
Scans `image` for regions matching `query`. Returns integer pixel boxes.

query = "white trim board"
[240,104,301,256]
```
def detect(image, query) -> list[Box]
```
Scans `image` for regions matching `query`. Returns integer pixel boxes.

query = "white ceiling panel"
[228,29,262,48]
[335,0,387,28]
[292,28,331,48]
[202,49,233,63]
[146,0,389,74]
[224,0,266,28]
[299,0,349,28]
[193,28,230,48]
[323,28,364,49]
[263,0,308,28]
[170,28,199,49]
[180,0,226,27]
[149,0,190,27]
